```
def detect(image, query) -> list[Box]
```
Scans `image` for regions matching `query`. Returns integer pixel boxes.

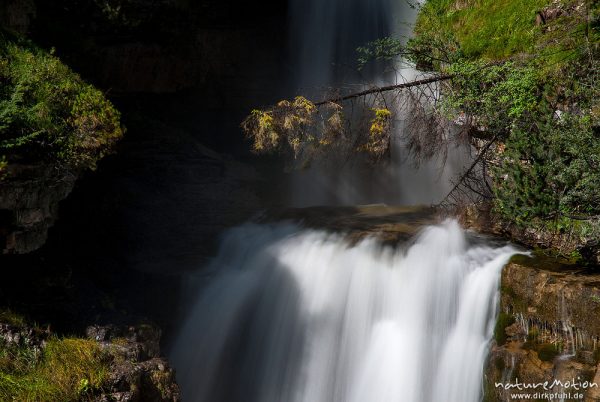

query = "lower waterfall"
[171,220,517,402]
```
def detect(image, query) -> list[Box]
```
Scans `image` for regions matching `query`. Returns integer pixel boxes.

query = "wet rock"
[0,321,49,350]
[266,205,437,245]
[87,324,161,360]
[484,258,600,401]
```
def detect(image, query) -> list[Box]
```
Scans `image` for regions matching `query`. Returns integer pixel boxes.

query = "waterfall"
[170,2,518,400]
[285,0,467,207]
[171,220,517,402]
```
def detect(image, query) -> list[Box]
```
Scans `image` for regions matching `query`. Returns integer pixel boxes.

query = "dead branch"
[313,75,453,106]
[438,135,498,207]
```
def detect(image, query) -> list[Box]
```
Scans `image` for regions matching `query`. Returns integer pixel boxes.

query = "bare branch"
[313,75,453,106]
[438,135,498,207]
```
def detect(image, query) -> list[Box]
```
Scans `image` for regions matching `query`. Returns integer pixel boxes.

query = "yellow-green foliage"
[243,110,278,152]
[242,96,329,161]
[363,108,392,160]
[0,33,123,170]
[0,337,109,401]
[242,97,398,166]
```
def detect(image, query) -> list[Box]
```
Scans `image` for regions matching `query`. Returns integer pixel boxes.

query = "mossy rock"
[536,343,559,362]
[494,312,516,345]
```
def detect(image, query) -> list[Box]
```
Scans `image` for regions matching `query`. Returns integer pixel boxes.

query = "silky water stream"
[171,221,517,402]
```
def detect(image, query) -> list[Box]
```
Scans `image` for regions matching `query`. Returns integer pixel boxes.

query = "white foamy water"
[171,220,517,402]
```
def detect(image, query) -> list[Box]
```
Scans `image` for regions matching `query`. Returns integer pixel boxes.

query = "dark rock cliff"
[0,165,78,254]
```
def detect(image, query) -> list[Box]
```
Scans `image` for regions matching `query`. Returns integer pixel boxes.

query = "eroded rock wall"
[486,258,600,401]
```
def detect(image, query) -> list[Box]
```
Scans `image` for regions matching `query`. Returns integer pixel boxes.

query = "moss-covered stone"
[494,312,516,346]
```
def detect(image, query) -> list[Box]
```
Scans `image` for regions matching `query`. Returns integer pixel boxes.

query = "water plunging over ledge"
[171,1,515,400]
[171,219,517,402]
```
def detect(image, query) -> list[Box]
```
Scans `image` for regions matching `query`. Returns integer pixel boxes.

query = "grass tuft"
[0,337,110,401]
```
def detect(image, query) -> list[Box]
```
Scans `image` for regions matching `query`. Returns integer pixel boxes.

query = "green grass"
[416,0,555,60]
[0,337,110,401]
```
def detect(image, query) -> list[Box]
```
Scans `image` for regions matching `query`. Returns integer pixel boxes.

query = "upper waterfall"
[285,0,466,207]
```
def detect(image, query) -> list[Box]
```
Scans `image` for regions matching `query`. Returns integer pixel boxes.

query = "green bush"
[411,0,600,241]
[443,60,541,133]
[0,33,123,171]
[494,115,600,224]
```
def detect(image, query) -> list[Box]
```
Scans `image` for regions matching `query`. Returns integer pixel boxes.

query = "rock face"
[86,324,180,402]
[0,164,79,254]
[55,122,261,273]
[485,257,600,401]
[0,0,35,34]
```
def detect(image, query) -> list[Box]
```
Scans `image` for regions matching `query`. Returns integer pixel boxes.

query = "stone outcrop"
[485,257,600,401]
[0,164,79,254]
[55,122,261,273]
[266,205,437,245]
[86,324,180,402]
[0,0,35,34]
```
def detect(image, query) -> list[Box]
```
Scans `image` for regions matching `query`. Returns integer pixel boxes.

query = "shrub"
[0,32,123,171]
[494,115,600,224]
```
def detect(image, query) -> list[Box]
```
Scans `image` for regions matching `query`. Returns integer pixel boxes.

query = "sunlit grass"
[0,337,109,401]
[416,0,553,60]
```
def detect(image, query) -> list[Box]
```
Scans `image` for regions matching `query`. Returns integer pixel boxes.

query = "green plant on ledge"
[0,31,123,173]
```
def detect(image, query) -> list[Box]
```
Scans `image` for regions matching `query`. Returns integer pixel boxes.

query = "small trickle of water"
[171,220,517,402]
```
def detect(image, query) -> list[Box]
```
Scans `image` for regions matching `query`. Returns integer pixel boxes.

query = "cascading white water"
[171,220,517,402]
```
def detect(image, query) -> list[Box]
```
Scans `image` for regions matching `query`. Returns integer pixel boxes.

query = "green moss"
[0,337,110,401]
[0,32,123,171]
[537,343,559,362]
[494,356,506,371]
[494,312,516,345]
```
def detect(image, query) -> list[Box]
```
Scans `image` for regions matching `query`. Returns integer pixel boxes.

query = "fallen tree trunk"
[314,74,453,106]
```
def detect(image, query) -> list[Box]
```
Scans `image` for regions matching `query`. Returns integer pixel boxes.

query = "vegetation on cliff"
[0,312,109,401]
[242,0,600,261]
[0,311,180,401]
[413,0,600,255]
[0,32,123,175]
